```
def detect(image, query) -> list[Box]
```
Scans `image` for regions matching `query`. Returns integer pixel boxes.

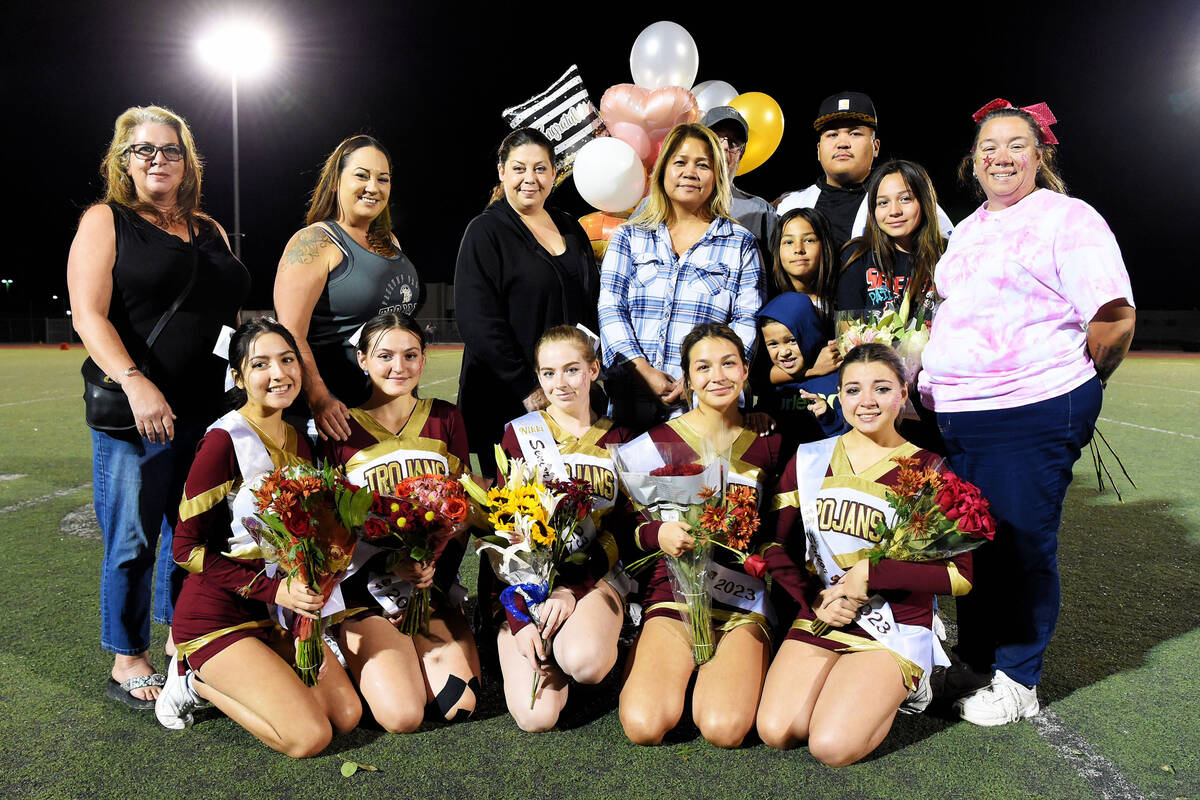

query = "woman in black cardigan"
[454,128,599,477]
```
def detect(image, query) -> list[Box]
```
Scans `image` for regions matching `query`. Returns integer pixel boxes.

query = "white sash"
[707,562,775,625]
[792,437,947,676]
[511,411,570,481]
[210,411,346,625]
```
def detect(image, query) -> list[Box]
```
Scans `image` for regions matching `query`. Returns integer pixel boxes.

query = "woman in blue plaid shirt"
[598,123,764,431]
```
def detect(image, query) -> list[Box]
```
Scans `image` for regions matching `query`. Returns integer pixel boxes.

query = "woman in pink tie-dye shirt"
[917,100,1135,727]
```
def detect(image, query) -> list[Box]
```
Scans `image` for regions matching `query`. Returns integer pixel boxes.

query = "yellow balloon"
[730,92,784,175]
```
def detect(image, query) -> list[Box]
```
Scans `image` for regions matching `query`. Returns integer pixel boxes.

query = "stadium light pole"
[197,20,276,260]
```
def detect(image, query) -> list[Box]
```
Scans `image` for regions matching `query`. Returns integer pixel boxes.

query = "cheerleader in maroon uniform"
[491,326,635,730]
[323,313,481,731]
[619,323,783,748]
[756,343,972,766]
[155,318,361,757]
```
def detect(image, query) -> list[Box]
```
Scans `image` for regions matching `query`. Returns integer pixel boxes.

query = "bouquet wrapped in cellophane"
[360,474,470,636]
[242,463,373,686]
[836,290,931,383]
[461,445,593,705]
[869,456,995,563]
[610,439,759,665]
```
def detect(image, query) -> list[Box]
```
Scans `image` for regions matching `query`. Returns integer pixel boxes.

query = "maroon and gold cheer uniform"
[322,400,470,619]
[765,437,972,688]
[492,413,635,634]
[172,412,310,670]
[633,418,784,633]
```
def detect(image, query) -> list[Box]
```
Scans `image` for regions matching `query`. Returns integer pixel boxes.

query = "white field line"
[1116,381,1200,396]
[0,393,76,408]
[0,474,27,482]
[0,484,90,515]
[421,376,457,387]
[1098,417,1200,441]
[1030,709,1146,800]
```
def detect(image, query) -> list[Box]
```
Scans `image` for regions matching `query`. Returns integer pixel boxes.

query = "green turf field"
[0,347,1196,800]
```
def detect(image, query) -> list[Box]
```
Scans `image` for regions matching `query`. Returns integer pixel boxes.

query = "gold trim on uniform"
[539,411,616,459]
[648,601,772,642]
[178,480,234,524]
[344,402,463,477]
[830,437,919,483]
[324,607,369,627]
[634,521,650,551]
[176,619,277,659]
[597,530,619,569]
[790,618,923,690]
[769,490,800,511]
[833,548,876,569]
[177,545,207,574]
[240,414,307,471]
[947,562,971,596]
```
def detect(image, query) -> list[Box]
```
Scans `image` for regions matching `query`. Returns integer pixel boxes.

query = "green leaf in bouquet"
[478,534,514,547]
[409,545,428,561]
[564,551,589,565]
[349,486,374,525]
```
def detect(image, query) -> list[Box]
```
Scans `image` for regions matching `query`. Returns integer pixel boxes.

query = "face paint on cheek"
[1019,154,1029,170]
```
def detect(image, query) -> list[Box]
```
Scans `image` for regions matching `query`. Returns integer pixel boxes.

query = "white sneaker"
[954,670,1040,726]
[154,655,206,730]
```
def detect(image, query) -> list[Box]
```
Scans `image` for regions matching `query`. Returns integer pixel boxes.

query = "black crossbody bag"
[81,217,199,433]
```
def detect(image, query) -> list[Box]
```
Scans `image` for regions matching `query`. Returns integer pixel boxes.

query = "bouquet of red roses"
[361,474,470,636]
[244,463,373,686]
[868,456,996,564]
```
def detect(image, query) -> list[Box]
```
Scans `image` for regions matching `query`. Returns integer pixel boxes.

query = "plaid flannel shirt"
[598,217,763,379]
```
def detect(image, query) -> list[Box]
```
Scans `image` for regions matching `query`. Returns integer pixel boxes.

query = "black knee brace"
[434,675,481,719]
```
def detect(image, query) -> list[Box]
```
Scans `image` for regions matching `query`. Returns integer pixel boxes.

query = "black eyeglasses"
[128,143,185,162]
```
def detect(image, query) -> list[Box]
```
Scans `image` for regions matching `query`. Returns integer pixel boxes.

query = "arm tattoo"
[1093,329,1133,384]
[281,228,330,268]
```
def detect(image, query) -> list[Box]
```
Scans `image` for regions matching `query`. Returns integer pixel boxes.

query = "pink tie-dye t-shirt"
[918,189,1133,412]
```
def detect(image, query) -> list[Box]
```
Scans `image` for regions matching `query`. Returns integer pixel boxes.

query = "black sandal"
[105,673,166,711]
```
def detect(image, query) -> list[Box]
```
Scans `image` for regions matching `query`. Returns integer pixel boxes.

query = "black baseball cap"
[702,106,749,143]
[813,91,878,132]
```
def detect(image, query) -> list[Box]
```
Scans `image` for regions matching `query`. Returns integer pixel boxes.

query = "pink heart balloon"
[607,121,652,162]
[601,84,700,142]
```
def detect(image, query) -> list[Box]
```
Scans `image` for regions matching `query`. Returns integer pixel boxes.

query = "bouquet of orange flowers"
[867,456,995,564]
[243,463,373,685]
[361,474,470,637]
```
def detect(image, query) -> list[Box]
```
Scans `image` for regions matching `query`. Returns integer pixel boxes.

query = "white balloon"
[690,80,739,114]
[629,21,699,90]
[573,137,646,213]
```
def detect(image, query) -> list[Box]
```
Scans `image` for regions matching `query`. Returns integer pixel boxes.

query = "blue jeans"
[938,377,1101,686]
[92,424,203,655]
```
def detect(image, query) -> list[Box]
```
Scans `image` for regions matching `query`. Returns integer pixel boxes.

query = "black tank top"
[307,221,423,405]
[107,203,250,423]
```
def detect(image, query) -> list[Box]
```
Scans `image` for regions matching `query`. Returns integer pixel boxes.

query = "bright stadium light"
[196,18,278,260]
[197,20,276,78]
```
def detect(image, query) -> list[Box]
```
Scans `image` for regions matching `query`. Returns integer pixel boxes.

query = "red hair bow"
[971,98,1059,145]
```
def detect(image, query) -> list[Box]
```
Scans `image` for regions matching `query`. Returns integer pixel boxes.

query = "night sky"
[13,0,1200,320]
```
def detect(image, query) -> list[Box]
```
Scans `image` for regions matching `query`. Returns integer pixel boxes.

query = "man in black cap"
[633,106,777,267]
[776,91,952,252]
[702,105,778,267]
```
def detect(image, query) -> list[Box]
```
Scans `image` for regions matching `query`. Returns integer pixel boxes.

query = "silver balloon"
[629,21,699,90]
[690,80,739,114]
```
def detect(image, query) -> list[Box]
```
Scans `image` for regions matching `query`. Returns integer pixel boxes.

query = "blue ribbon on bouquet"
[500,582,549,623]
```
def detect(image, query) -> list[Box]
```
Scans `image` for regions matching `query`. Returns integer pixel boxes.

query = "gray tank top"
[308,220,422,348]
